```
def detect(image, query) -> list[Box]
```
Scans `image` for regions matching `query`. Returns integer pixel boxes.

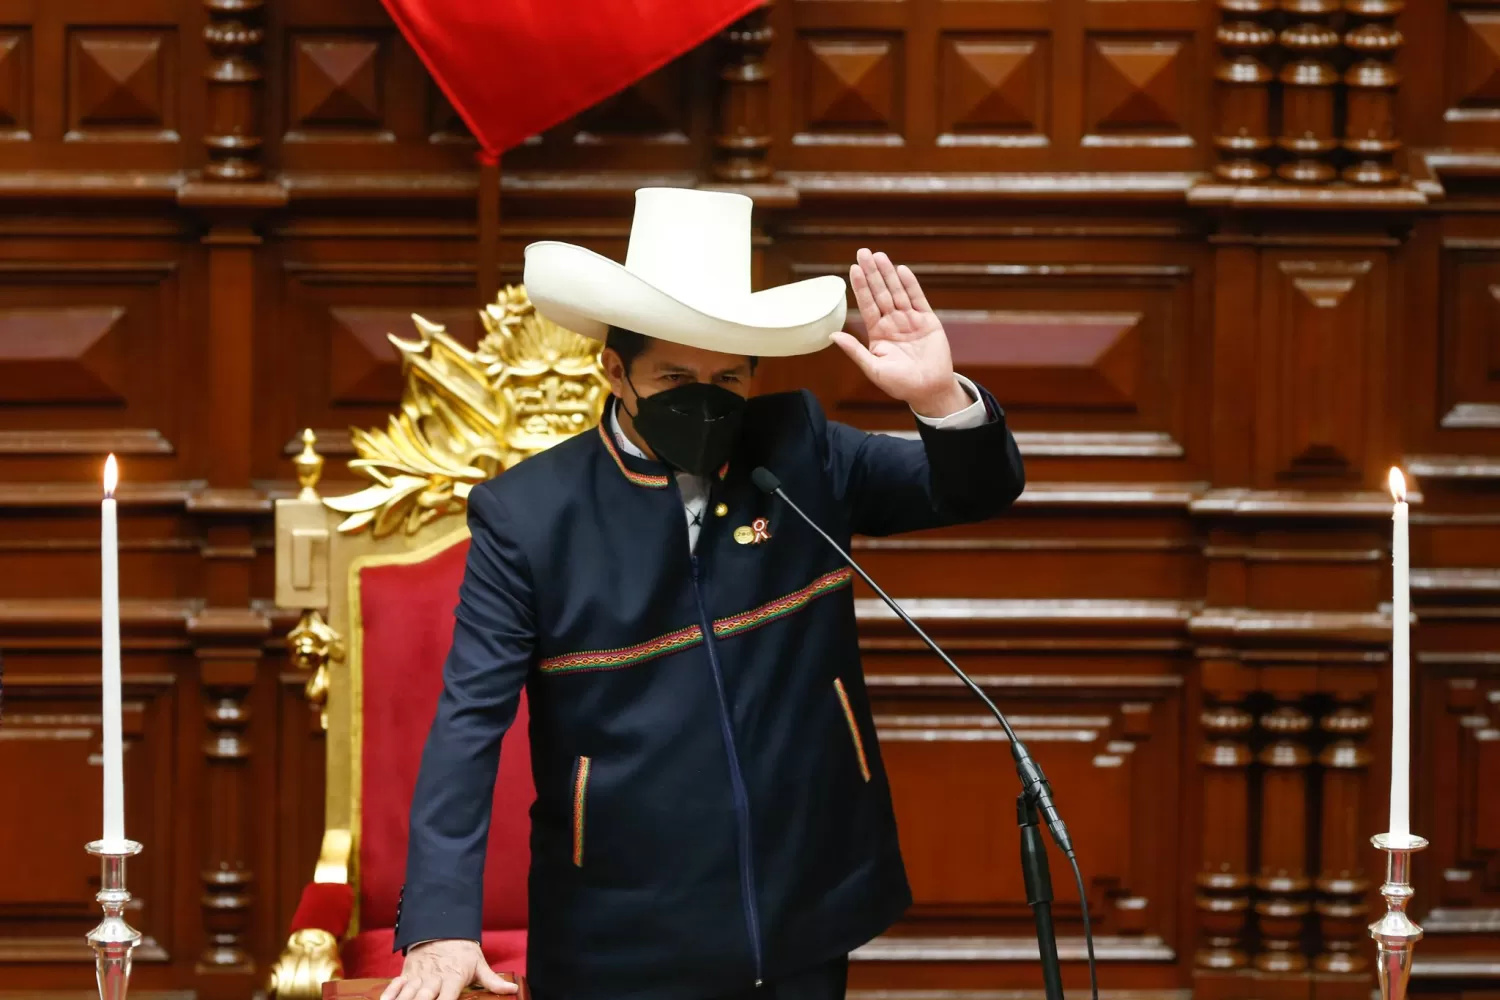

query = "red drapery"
[380,0,766,159]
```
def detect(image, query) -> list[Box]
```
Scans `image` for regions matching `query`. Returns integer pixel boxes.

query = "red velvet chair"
[268,286,608,998]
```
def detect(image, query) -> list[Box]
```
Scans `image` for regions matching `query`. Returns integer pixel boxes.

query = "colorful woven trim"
[538,567,855,675]
[833,678,872,783]
[540,625,703,676]
[598,421,670,489]
[713,568,854,639]
[572,756,591,867]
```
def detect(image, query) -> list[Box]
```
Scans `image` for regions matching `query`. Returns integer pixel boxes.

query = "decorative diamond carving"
[328,307,477,406]
[69,31,171,132]
[1087,38,1185,132]
[574,61,689,143]
[848,310,1143,410]
[1454,11,1500,108]
[802,36,898,131]
[940,37,1044,133]
[0,307,127,403]
[1269,258,1377,479]
[291,36,382,129]
[0,30,30,134]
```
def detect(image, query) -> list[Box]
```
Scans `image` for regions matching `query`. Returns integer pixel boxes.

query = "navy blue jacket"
[397,387,1025,1000]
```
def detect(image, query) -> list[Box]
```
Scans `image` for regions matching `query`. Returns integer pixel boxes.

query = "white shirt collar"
[610,400,648,460]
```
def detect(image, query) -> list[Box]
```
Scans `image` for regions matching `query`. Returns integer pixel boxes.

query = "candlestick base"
[86,839,143,1000]
[1369,833,1427,1000]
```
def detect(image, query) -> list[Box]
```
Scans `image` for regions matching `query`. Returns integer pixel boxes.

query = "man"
[384,188,1025,1000]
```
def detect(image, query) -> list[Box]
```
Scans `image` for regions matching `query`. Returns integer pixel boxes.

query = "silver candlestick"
[85,839,143,1000]
[1369,832,1427,1000]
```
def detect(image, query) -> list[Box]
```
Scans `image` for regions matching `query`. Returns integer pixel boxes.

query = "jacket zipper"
[691,551,765,986]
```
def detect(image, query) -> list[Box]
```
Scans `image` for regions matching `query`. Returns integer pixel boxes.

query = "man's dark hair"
[604,326,651,372]
[605,325,758,374]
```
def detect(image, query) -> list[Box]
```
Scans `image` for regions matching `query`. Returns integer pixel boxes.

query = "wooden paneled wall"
[0,1,1497,998]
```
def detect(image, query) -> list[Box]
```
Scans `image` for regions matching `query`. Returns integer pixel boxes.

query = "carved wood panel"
[0,664,176,967]
[1446,5,1500,147]
[1431,672,1500,907]
[774,0,1208,173]
[0,0,186,171]
[270,253,492,468]
[0,254,183,465]
[1256,253,1388,488]
[774,250,1198,469]
[858,640,1183,967]
[1439,244,1500,431]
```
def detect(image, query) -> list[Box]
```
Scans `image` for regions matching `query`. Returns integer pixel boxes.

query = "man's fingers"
[411,976,442,1000]
[896,264,932,313]
[381,976,406,1000]
[476,964,521,995]
[435,970,468,1000]
[874,252,910,311]
[856,248,895,316]
[393,977,423,1000]
[848,264,882,333]
[830,331,880,381]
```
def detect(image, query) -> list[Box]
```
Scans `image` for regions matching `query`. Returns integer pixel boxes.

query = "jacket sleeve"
[395,484,535,950]
[813,383,1025,538]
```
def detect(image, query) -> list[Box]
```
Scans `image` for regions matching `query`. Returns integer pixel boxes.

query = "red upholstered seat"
[288,535,534,980]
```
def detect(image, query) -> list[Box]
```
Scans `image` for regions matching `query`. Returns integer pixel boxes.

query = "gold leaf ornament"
[323,286,607,537]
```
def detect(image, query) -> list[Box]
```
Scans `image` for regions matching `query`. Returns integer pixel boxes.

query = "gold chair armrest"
[315,828,353,885]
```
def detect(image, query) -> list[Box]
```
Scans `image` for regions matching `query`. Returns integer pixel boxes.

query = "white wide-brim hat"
[524,187,847,358]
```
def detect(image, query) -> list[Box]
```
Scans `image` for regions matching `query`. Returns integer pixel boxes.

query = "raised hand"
[832,248,969,418]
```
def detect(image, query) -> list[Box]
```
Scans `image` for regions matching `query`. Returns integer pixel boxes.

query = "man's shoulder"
[468,425,600,513]
[746,389,822,435]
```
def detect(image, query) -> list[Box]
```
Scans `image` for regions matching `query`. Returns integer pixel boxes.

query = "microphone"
[750,467,1074,855]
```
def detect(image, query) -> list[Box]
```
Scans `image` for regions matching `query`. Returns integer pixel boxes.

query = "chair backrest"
[275,285,608,935]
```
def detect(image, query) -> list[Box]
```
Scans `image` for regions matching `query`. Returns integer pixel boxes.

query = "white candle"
[1388,467,1410,841]
[101,454,125,845]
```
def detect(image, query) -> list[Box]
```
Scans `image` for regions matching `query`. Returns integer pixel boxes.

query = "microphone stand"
[1020,794,1065,1000]
[751,468,1094,1000]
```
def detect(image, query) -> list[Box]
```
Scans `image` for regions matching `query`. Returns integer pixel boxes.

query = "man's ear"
[601,347,628,399]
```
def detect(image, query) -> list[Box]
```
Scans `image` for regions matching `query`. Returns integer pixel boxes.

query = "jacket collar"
[598,396,730,489]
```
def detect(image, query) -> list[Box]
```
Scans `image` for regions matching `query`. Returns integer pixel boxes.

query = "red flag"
[381,0,764,159]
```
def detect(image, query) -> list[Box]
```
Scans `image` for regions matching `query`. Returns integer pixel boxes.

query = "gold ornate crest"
[323,285,608,537]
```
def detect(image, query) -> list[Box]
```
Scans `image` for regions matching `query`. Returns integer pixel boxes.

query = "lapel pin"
[734,517,772,545]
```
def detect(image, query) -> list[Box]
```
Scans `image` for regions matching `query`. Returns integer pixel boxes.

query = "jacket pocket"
[833,679,872,783]
[571,755,592,867]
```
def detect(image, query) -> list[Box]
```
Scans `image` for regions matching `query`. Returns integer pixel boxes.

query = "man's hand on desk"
[380,939,519,1000]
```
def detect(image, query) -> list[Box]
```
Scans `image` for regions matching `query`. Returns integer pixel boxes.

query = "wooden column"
[1314,688,1374,990]
[1213,0,1277,182]
[203,0,265,181]
[1277,0,1341,183]
[1195,670,1255,981]
[712,0,773,183]
[174,200,281,990]
[1254,693,1315,986]
[182,4,284,982]
[1342,0,1404,185]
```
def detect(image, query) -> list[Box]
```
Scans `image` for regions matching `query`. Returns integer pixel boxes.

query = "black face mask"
[625,378,747,478]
